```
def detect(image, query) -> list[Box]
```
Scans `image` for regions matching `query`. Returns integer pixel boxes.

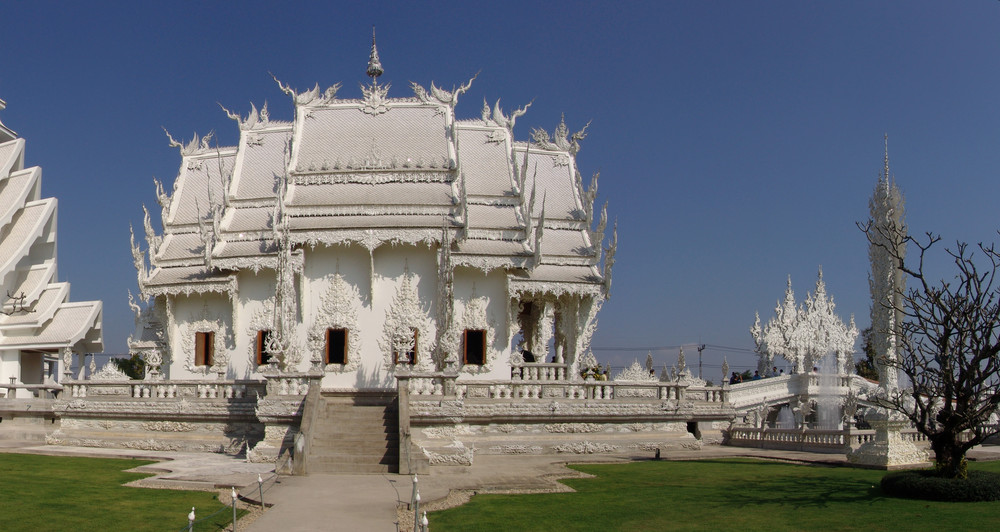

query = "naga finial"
[367,26,384,82]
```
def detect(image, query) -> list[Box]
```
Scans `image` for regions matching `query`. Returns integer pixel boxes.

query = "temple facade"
[36,42,732,471]
[127,41,615,390]
[0,98,104,398]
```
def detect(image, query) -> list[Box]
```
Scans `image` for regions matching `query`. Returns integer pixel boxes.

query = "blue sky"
[2,2,998,377]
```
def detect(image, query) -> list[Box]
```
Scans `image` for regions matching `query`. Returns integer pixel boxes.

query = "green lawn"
[0,453,238,531]
[430,458,1000,531]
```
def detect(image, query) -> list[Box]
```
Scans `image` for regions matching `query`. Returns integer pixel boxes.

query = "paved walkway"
[1,440,998,531]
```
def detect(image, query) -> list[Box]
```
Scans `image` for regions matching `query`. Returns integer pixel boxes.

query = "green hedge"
[881,469,1000,502]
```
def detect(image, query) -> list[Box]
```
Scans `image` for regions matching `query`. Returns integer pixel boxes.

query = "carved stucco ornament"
[380,269,435,371]
[244,298,277,372]
[307,273,363,372]
[360,82,391,116]
[180,306,232,375]
[91,362,131,381]
[613,359,657,382]
[454,295,496,375]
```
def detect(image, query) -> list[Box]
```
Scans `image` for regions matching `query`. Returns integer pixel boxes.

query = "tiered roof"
[0,101,103,352]
[135,56,615,300]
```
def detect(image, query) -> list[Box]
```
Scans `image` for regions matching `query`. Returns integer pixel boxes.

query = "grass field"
[429,458,1000,532]
[0,453,238,531]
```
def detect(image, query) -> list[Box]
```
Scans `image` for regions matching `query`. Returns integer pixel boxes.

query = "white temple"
[128,37,614,390]
[8,40,731,471]
[0,98,104,397]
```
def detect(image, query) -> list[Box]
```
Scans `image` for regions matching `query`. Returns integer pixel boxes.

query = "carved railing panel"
[511,363,569,382]
[399,373,727,404]
[62,379,266,401]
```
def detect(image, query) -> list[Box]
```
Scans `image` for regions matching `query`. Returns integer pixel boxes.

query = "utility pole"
[698,344,706,380]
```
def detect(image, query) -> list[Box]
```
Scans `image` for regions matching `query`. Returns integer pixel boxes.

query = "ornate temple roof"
[135,47,615,299]
[0,116,103,352]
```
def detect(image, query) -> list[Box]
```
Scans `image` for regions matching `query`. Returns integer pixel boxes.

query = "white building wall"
[165,292,234,379]
[0,350,19,388]
[453,268,512,380]
[233,270,277,379]
[155,244,529,389]
[371,243,438,376]
[299,243,439,390]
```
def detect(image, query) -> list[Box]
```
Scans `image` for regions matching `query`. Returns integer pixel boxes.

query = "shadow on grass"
[668,459,885,509]
[570,458,888,510]
[721,474,884,509]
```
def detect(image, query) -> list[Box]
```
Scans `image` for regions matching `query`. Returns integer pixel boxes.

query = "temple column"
[552,307,565,364]
[533,300,554,362]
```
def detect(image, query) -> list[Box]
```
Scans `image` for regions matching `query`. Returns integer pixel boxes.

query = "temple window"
[325,328,348,365]
[393,328,418,365]
[463,329,486,365]
[195,331,214,366]
[256,330,273,366]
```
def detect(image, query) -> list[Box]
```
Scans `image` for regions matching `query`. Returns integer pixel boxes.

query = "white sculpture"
[751,269,858,374]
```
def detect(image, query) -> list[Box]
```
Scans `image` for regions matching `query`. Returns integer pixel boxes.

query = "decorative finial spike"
[367,26,384,81]
[883,133,889,183]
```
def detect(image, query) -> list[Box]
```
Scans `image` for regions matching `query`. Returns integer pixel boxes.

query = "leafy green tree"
[110,354,145,380]
[854,327,880,381]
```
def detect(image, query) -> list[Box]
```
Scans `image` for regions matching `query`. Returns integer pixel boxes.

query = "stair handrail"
[291,379,322,475]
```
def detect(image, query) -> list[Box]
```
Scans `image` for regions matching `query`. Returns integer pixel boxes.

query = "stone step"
[311,445,395,453]
[322,407,397,415]
[311,452,398,464]
[310,461,395,474]
[311,437,398,448]
[318,416,395,425]
[313,425,397,434]
[322,403,397,411]
[310,447,398,458]
[312,432,398,442]
[306,395,399,474]
[310,444,397,454]
[321,414,394,421]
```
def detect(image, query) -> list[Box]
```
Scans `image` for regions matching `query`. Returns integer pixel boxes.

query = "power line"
[593,343,755,354]
[704,344,756,354]
[592,343,702,352]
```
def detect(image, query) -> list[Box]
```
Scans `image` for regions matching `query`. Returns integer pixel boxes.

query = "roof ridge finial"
[883,133,889,184]
[367,26,384,83]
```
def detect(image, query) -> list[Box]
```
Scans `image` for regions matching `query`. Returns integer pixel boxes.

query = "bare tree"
[863,220,1000,478]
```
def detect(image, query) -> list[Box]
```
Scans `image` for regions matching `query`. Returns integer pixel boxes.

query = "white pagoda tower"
[0,98,103,396]
[848,138,929,468]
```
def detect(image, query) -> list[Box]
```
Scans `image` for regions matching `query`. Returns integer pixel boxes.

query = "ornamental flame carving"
[307,273,362,372]
[380,270,434,370]
[455,295,495,374]
[181,309,232,375]
[614,359,657,382]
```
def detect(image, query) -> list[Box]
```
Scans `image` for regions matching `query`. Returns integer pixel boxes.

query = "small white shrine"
[0,99,103,398]
[751,269,859,375]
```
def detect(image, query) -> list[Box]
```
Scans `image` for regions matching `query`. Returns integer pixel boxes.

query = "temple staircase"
[305,391,399,474]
